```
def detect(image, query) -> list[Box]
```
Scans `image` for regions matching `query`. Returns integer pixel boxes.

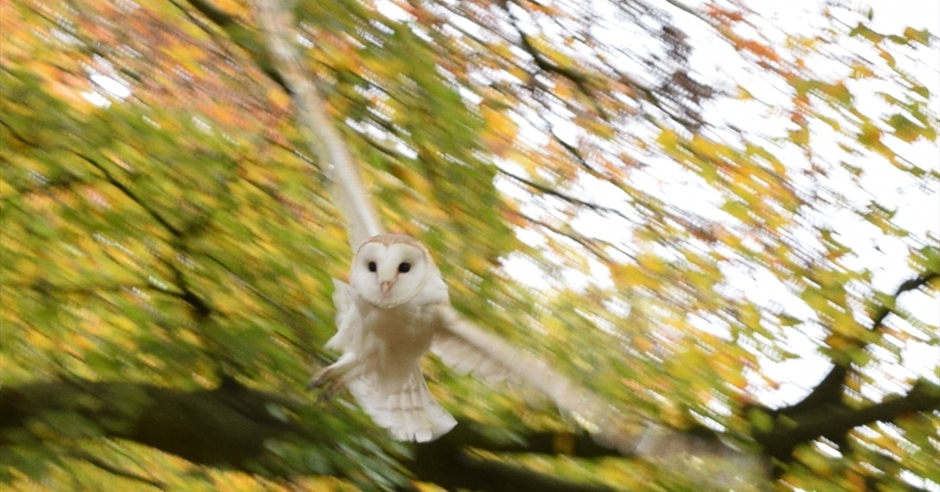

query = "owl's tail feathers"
[348,369,456,442]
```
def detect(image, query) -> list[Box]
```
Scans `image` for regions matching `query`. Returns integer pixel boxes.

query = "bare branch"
[659,0,715,26]
[520,211,614,262]
[755,380,940,462]
[501,0,610,121]
[68,450,166,490]
[498,168,632,222]
[784,270,939,416]
[76,153,183,237]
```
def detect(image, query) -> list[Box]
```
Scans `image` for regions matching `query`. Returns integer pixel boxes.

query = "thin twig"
[75,153,183,237]
[497,167,632,222]
[69,450,166,490]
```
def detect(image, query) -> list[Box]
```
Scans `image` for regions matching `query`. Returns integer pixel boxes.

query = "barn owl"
[309,233,643,448]
[308,233,611,443]
[307,234,765,484]
[307,234,457,441]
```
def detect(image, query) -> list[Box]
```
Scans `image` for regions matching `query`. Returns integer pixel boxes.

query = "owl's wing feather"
[434,305,631,442]
[433,305,769,489]
[431,329,511,382]
[253,0,383,250]
[347,366,457,442]
[324,279,357,352]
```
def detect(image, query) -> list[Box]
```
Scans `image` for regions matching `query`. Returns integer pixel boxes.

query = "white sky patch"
[375,0,412,22]
[82,72,130,108]
[82,56,131,107]
[90,73,131,99]
[191,116,213,134]
[81,90,111,108]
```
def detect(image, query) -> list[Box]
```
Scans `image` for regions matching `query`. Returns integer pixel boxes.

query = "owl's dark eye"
[367,261,377,272]
[397,262,411,273]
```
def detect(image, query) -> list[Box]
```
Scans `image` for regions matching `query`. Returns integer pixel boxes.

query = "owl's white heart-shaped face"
[349,235,433,308]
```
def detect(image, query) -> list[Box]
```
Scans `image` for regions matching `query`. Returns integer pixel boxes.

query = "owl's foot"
[307,352,357,400]
[320,382,343,401]
[308,370,349,401]
[305,369,330,390]
[307,371,345,401]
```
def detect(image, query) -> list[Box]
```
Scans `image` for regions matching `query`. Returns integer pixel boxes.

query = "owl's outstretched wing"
[431,324,511,383]
[254,0,383,250]
[433,305,641,447]
[432,305,769,490]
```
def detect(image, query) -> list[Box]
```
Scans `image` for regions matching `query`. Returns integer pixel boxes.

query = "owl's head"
[349,234,436,308]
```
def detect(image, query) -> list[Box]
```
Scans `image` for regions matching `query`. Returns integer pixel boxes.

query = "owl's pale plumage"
[312,234,649,445]
[310,234,677,445]
[308,234,456,441]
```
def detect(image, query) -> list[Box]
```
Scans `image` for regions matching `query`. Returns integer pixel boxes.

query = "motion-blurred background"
[1,0,937,490]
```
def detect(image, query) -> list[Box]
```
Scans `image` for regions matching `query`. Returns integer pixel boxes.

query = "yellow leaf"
[481,106,517,157]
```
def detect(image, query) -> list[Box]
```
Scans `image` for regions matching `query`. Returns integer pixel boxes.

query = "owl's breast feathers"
[322,279,456,442]
[355,295,444,367]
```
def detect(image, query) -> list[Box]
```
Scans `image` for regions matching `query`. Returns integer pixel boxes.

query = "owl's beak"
[380,281,392,295]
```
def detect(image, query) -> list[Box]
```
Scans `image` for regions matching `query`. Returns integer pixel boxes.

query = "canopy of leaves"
[1,0,937,491]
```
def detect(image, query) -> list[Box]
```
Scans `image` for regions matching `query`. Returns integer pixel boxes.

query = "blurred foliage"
[1,0,938,491]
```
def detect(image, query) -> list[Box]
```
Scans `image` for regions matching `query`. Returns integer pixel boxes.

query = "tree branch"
[0,379,304,468]
[0,379,619,492]
[781,271,939,418]
[432,419,621,459]
[755,379,940,462]
[519,212,614,263]
[4,374,933,489]
[412,435,615,492]
[68,449,166,490]
[3,280,184,298]
[500,0,609,121]
[497,167,632,222]
[179,0,288,90]
[75,153,183,237]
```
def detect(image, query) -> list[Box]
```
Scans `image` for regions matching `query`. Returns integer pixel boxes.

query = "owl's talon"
[317,385,338,402]
[307,367,333,390]
[307,365,348,401]
[309,376,344,401]
[307,376,330,392]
